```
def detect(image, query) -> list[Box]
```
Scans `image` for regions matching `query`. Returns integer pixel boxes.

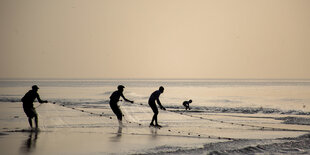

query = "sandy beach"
[1,101,310,155]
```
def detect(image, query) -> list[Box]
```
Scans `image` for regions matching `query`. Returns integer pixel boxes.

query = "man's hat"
[32,85,39,89]
[118,85,125,90]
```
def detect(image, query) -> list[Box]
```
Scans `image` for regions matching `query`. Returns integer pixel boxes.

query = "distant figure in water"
[21,85,48,129]
[149,86,166,127]
[109,85,134,126]
[183,99,192,110]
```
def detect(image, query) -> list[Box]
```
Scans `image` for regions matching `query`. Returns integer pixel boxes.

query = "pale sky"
[1,0,310,79]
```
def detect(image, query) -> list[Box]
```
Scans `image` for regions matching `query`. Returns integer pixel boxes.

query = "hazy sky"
[1,0,310,79]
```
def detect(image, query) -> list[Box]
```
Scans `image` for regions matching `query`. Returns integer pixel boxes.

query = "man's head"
[117,85,125,92]
[159,86,164,93]
[189,99,192,103]
[32,85,39,91]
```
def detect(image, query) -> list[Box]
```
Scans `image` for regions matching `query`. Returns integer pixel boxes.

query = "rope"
[51,102,237,140]
[34,103,44,108]
[50,102,310,141]
[166,109,310,132]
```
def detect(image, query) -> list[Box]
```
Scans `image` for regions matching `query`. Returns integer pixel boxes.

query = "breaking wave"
[0,97,109,106]
[166,105,310,115]
[1,97,309,116]
[135,134,310,155]
[0,97,21,103]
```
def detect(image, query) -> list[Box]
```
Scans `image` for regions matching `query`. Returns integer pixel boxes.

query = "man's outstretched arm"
[36,94,48,103]
[121,94,134,103]
[156,98,166,110]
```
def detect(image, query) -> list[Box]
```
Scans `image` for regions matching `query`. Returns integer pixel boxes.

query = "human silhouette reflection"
[117,125,123,137]
[149,126,158,138]
[20,131,39,154]
[110,125,123,142]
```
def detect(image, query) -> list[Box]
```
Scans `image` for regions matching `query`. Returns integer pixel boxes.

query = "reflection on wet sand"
[110,126,123,142]
[150,127,158,138]
[20,131,39,154]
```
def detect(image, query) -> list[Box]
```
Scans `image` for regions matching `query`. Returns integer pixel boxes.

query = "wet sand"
[0,102,310,154]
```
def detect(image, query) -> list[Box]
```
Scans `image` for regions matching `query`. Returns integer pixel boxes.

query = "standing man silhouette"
[149,86,166,127]
[109,85,134,126]
[21,85,48,129]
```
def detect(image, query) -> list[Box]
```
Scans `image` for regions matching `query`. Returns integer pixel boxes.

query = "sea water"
[0,79,310,115]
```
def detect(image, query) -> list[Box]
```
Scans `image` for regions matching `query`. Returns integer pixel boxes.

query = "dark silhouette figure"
[183,99,192,110]
[149,86,166,127]
[109,85,134,126]
[21,85,48,129]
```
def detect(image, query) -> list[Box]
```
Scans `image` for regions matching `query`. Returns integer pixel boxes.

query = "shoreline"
[1,102,310,154]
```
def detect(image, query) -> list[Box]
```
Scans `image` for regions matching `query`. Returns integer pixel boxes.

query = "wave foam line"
[167,110,310,133]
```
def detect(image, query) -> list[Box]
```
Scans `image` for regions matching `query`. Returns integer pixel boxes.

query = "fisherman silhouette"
[21,85,48,129]
[109,85,134,126]
[183,99,192,110]
[149,86,166,128]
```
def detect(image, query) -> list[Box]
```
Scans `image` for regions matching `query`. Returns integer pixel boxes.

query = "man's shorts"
[149,101,158,114]
[110,101,123,120]
[23,106,37,118]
